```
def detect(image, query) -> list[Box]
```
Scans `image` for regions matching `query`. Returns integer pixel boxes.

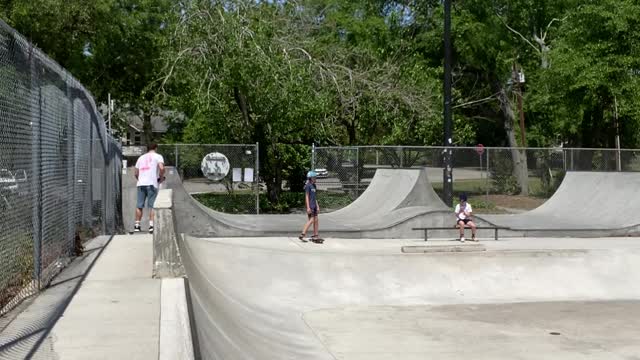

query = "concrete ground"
[1,234,636,359]
[47,235,160,360]
[305,301,640,360]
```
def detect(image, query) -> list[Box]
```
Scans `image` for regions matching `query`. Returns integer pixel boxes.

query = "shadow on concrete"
[0,236,112,360]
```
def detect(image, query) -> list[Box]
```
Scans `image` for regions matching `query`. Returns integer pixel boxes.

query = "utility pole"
[615,96,621,171]
[513,63,526,147]
[442,0,453,207]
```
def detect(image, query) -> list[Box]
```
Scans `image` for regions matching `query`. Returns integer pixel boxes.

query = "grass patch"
[0,232,34,313]
[193,190,355,214]
[466,198,502,213]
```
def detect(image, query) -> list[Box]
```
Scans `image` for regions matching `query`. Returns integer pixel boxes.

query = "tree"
[159,0,450,200]
[159,0,325,201]
[535,0,640,151]
[1,0,174,140]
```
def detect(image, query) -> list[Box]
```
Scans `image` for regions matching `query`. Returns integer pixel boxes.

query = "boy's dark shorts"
[457,218,473,225]
[308,207,318,218]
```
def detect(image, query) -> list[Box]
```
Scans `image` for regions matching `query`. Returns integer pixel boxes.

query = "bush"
[537,170,565,197]
[193,190,354,214]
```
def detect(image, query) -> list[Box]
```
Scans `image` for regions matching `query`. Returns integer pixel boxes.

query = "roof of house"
[127,114,169,133]
[98,103,178,133]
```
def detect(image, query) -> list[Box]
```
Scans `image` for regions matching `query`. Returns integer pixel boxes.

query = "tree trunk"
[534,35,551,69]
[497,86,529,196]
[233,86,251,127]
[340,115,357,145]
[267,169,282,204]
[142,110,154,145]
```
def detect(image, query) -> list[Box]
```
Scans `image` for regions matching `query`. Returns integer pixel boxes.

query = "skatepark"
[2,8,640,359]
[130,166,640,359]
[3,164,640,359]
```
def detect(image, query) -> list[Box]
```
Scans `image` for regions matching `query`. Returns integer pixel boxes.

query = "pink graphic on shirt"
[139,155,152,172]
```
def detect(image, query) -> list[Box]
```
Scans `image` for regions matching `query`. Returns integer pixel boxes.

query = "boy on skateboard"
[455,193,477,242]
[299,171,322,243]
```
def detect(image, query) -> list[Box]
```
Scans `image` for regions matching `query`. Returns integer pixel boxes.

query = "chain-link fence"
[312,145,640,212]
[0,21,122,316]
[124,144,260,214]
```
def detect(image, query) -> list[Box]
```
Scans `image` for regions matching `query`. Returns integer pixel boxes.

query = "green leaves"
[533,0,640,147]
[4,0,640,150]
[1,0,174,135]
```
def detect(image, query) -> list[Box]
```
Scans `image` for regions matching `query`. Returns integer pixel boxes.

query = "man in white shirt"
[454,193,477,242]
[134,143,165,233]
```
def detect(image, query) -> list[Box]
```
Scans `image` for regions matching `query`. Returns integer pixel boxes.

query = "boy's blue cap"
[459,193,467,201]
[307,170,317,178]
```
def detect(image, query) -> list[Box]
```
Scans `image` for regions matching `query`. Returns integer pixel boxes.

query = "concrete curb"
[155,187,196,359]
[153,189,186,278]
[160,278,195,360]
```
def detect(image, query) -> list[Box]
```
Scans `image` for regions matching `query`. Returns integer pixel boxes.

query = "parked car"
[314,168,329,178]
[0,169,17,193]
[13,169,29,196]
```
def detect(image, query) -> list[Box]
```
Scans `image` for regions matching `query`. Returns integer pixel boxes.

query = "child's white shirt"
[454,203,472,220]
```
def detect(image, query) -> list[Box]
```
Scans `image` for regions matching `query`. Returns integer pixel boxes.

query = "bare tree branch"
[498,16,541,53]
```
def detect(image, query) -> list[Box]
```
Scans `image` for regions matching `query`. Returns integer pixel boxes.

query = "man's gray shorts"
[137,185,158,209]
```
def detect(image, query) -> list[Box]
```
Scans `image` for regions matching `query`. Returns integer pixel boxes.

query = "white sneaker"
[460,237,465,243]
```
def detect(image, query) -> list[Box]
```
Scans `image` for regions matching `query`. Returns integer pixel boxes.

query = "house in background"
[122,113,169,146]
[99,104,173,146]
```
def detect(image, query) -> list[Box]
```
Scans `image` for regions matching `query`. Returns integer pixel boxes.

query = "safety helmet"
[307,170,318,178]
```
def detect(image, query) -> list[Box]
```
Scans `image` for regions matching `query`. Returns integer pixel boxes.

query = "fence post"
[67,81,76,250]
[356,147,360,195]
[88,114,94,232]
[31,49,43,289]
[175,144,179,169]
[255,142,260,215]
[485,148,490,202]
[102,133,108,235]
[311,143,315,171]
[570,149,574,171]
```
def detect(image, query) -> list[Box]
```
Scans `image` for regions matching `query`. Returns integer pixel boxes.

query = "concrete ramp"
[181,236,640,359]
[126,168,640,238]
[329,168,447,218]
[163,167,452,238]
[486,172,640,236]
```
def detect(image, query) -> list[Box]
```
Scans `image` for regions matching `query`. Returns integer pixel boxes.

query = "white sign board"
[201,152,230,181]
[232,168,242,182]
[243,168,254,183]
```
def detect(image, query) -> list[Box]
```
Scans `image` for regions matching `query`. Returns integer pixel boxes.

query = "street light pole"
[443,0,453,207]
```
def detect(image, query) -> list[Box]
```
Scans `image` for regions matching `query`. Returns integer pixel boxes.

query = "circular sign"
[475,144,485,156]
[201,152,230,181]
